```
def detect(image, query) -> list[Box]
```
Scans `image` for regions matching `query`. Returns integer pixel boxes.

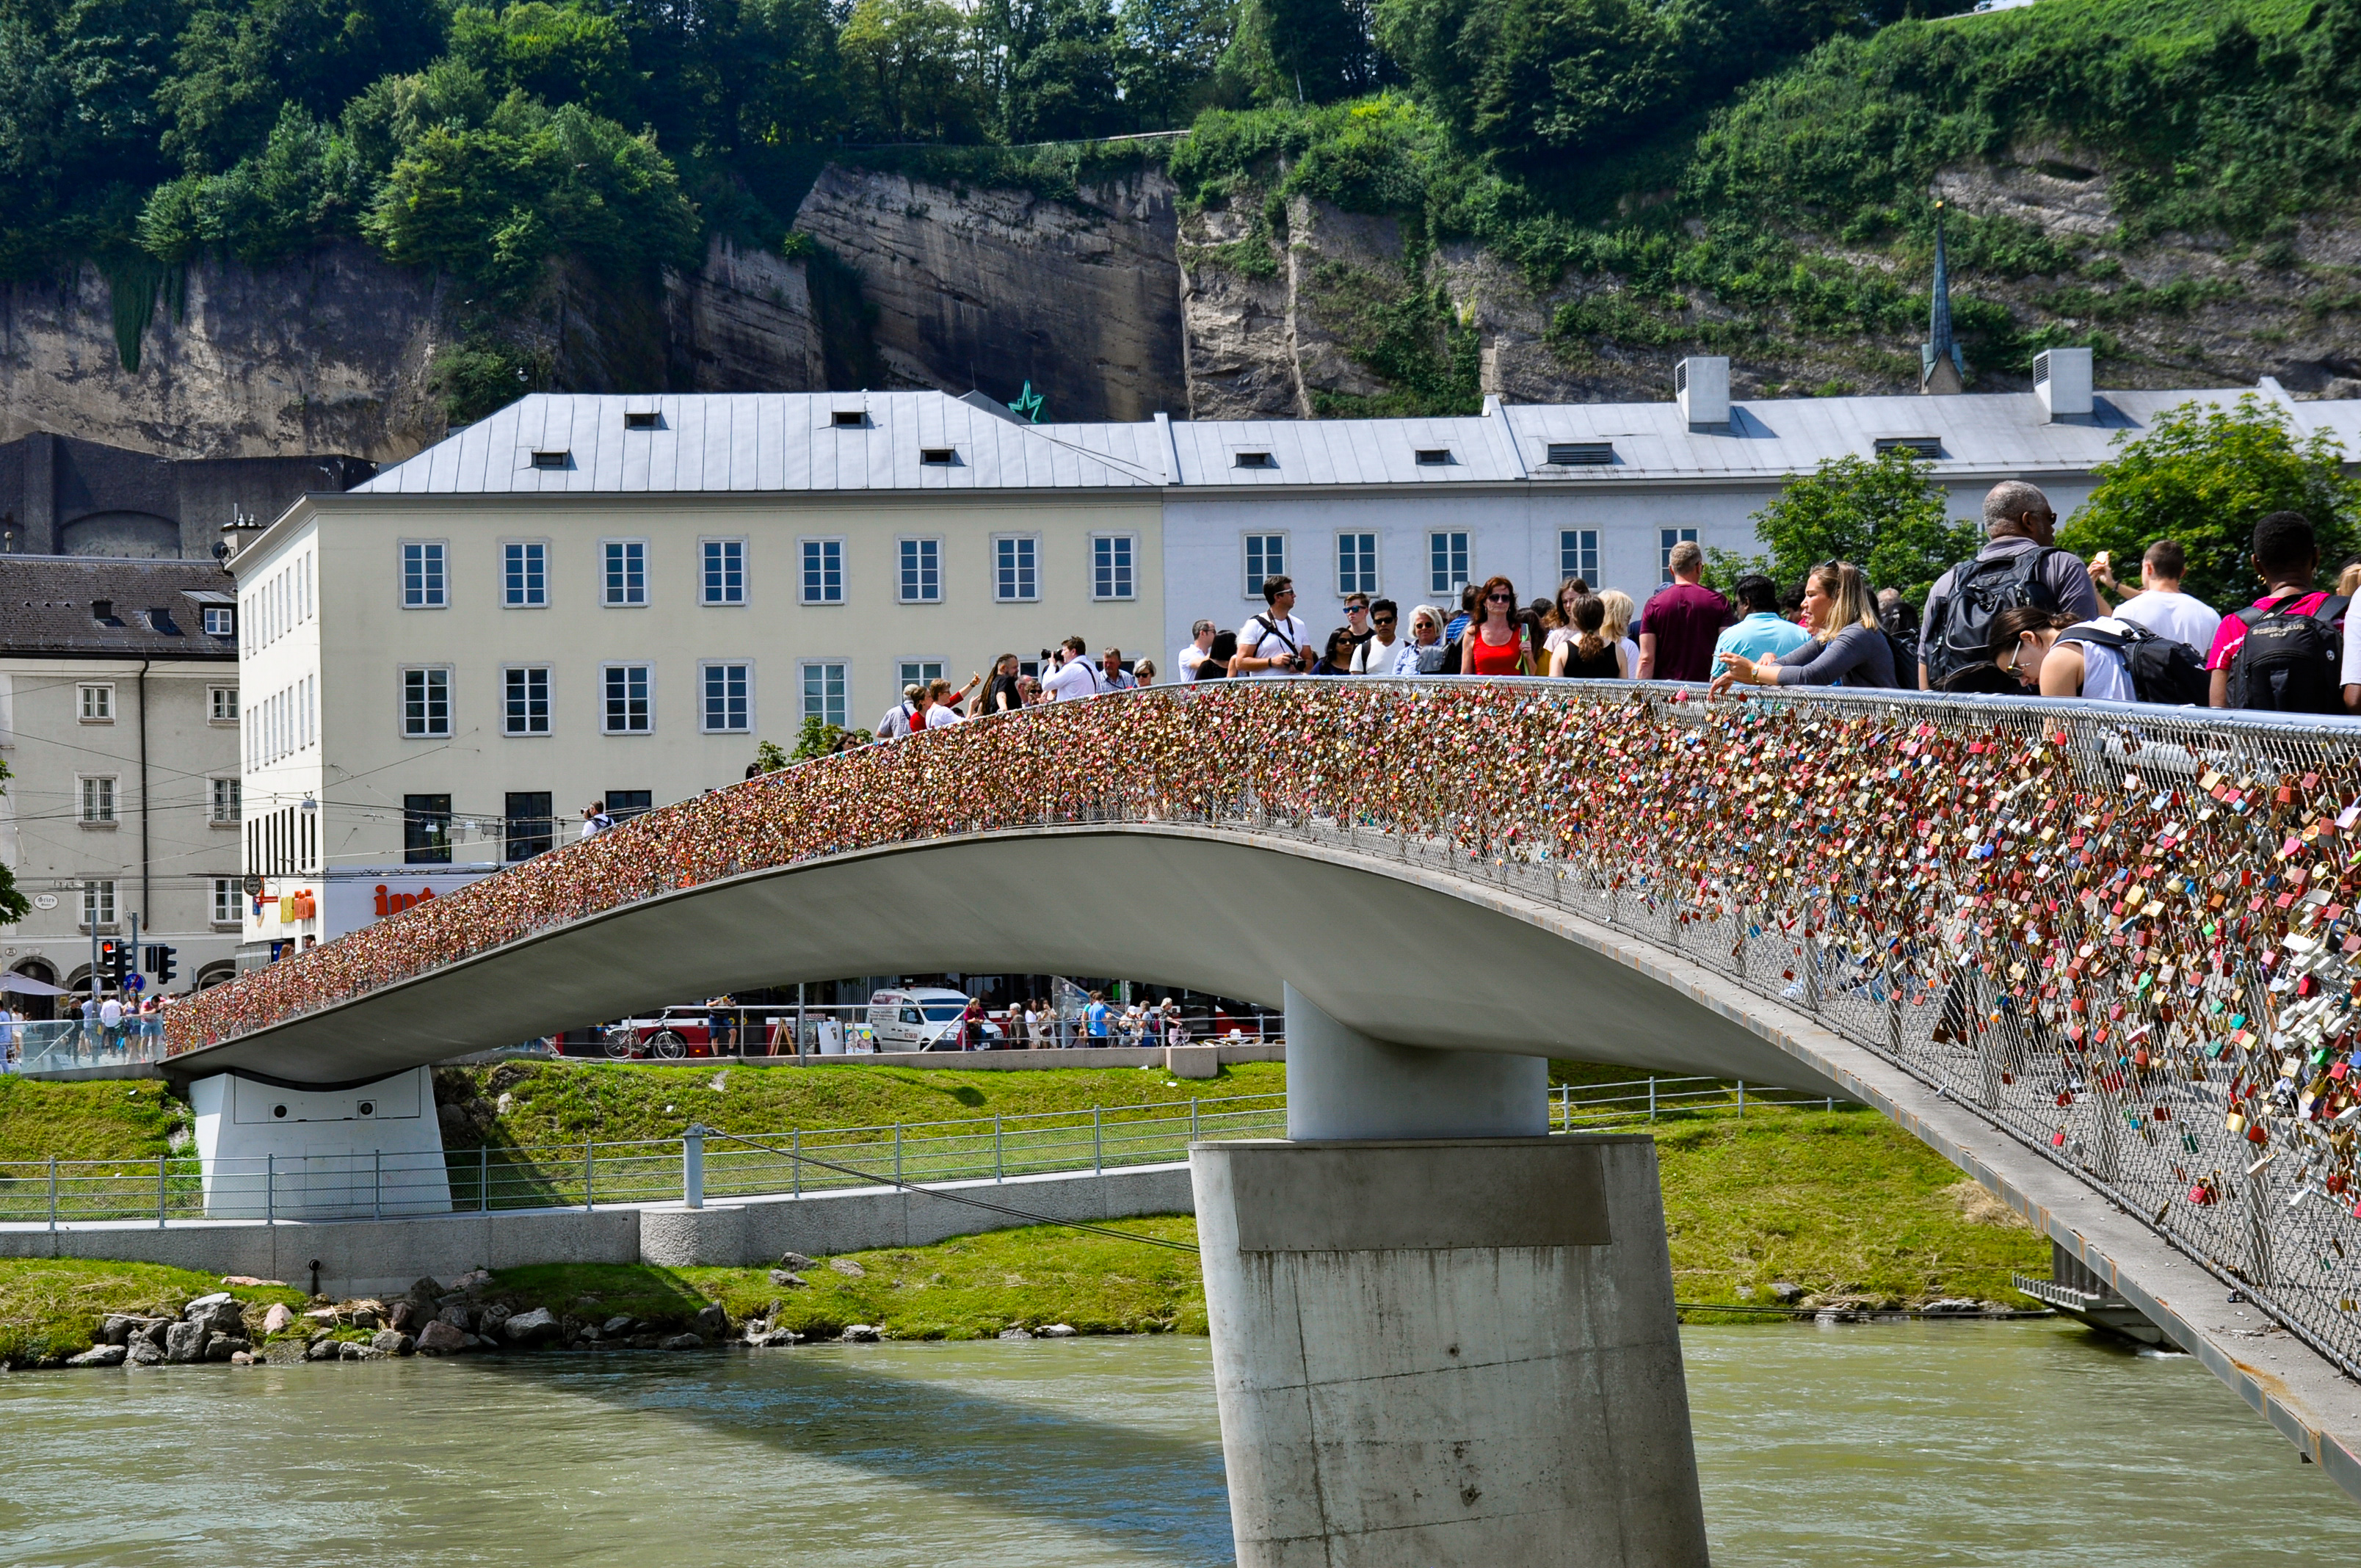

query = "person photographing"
[1236,576,1314,676]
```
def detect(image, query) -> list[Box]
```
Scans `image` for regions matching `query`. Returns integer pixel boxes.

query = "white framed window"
[1092,534,1136,601]
[209,777,240,823]
[402,667,451,738]
[1560,529,1600,584]
[208,684,236,724]
[1336,532,1377,597]
[899,537,942,604]
[78,775,117,824]
[504,541,548,607]
[81,879,117,930]
[77,683,113,722]
[603,539,648,606]
[801,538,844,605]
[504,667,551,736]
[1427,531,1469,597]
[402,540,448,608]
[203,606,234,637]
[993,536,1038,602]
[1243,534,1286,599]
[603,663,653,734]
[1659,527,1699,584]
[211,877,241,926]
[702,538,747,606]
[701,662,752,733]
[899,659,946,692]
[800,661,847,728]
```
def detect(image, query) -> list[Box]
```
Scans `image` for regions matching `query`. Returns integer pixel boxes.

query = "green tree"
[981,0,1124,142]
[1221,0,1379,106]
[1116,0,1230,128]
[788,714,871,758]
[138,102,365,264]
[1713,446,1976,603]
[449,1,640,120]
[156,0,445,173]
[2059,394,2361,610]
[839,0,981,140]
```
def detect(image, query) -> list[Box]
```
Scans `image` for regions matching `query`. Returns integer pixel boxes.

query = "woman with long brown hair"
[1548,594,1626,678]
[1457,575,1536,676]
[1711,560,1898,691]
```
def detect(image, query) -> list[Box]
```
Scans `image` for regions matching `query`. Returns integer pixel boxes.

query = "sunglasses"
[1487,593,1514,603]
[1374,614,1396,625]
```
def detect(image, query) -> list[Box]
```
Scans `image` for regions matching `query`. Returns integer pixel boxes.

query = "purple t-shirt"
[1641,582,1735,682]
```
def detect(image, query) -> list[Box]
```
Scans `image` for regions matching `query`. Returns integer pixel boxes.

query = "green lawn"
[0,1078,186,1164]
[0,1260,306,1366]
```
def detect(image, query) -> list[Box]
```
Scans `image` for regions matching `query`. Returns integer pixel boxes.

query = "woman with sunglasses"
[1398,605,1447,673]
[1457,575,1536,676]
[1710,560,1897,692]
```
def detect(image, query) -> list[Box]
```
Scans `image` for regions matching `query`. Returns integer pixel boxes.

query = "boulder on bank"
[841,1324,881,1343]
[372,1329,417,1356]
[66,1344,126,1367]
[204,1337,251,1362]
[476,1303,512,1338]
[1038,1324,1078,1338]
[600,1314,634,1337]
[261,1303,295,1335]
[778,1253,816,1271]
[768,1270,807,1289]
[414,1321,468,1355]
[125,1342,165,1368]
[658,1332,704,1351]
[503,1307,559,1346]
[164,1322,209,1363]
[692,1304,728,1340]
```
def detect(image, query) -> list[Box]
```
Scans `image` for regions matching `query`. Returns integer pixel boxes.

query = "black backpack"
[1923,547,2067,686]
[2227,593,2349,713]
[2054,619,2208,706]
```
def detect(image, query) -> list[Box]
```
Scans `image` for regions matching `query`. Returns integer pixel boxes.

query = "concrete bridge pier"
[188,1068,452,1220]
[1190,984,1710,1567]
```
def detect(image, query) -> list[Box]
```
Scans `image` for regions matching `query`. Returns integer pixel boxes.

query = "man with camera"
[1236,575,1314,678]
[1042,635,1106,701]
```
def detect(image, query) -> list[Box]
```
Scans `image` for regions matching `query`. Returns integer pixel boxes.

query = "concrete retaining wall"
[0,1162,1193,1297]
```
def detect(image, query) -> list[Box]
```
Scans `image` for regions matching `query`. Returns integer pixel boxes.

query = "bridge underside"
[167,824,1844,1096]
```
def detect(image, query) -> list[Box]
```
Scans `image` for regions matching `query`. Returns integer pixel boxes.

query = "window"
[1234,451,1275,469]
[1243,534,1286,598]
[1415,449,1452,466]
[505,792,554,860]
[1546,442,1615,466]
[623,410,659,431]
[603,664,653,733]
[606,789,653,821]
[81,880,116,929]
[1428,531,1470,597]
[899,538,942,603]
[403,794,452,865]
[1659,528,1699,584]
[832,410,866,428]
[1874,436,1943,459]
[603,539,648,606]
[78,775,116,824]
[994,536,1037,602]
[1560,529,1600,584]
[800,661,847,728]
[919,447,956,467]
[701,662,751,733]
[211,878,240,926]
[203,606,234,636]
[899,660,945,692]
[504,542,548,607]
[504,667,551,736]
[529,450,568,470]
[210,777,240,824]
[801,538,844,605]
[78,683,112,722]
[209,685,236,724]
[1336,533,1377,598]
[402,667,451,738]
[402,541,447,608]
[1092,535,1136,601]
[702,539,746,606]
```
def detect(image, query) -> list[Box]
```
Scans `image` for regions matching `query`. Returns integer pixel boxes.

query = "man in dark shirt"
[1636,540,1734,682]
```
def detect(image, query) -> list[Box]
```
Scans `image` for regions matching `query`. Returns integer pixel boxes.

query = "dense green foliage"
[2059,396,2361,609]
[1711,449,1979,603]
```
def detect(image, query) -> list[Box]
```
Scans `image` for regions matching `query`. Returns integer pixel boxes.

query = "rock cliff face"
[790,164,1186,422]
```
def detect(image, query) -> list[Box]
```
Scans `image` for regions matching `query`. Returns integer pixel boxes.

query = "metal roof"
[353,383,2338,498]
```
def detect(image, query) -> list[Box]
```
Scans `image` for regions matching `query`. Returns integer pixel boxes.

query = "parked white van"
[866,988,974,1051]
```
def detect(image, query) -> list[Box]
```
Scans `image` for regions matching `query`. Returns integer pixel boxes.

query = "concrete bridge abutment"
[1191,986,1710,1567]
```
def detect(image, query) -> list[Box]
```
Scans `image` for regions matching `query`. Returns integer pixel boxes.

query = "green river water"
[2,1321,2354,1566]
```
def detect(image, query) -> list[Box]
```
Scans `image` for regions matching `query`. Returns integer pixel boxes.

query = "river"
[4,1321,2353,1566]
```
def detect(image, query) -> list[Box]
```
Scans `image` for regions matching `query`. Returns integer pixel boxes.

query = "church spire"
[1922,197,1964,395]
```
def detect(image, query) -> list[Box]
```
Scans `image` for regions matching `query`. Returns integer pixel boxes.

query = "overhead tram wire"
[693,1126,1201,1255]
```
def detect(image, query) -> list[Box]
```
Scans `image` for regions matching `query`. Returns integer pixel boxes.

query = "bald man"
[1917,480,2101,689]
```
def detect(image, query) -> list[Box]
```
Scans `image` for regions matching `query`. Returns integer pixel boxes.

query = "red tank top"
[1465,627,1525,675]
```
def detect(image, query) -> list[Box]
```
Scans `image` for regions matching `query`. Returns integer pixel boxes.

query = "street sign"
[242,874,264,897]
[123,973,144,992]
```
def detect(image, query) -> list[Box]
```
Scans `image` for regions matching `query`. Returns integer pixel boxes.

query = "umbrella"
[0,971,70,996]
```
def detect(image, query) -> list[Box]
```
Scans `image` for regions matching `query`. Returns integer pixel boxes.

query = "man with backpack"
[2209,512,2346,711]
[1918,481,2101,689]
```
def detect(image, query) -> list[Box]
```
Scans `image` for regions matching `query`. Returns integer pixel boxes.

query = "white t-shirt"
[2113,589,2221,655]
[1237,612,1310,678]
[2340,609,2361,697]
[1351,635,1400,673]
[1176,643,1212,681]
[1042,658,1103,702]
[922,704,961,727]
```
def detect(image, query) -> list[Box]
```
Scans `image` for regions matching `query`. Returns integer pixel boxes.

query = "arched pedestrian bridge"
[170,680,2361,1503]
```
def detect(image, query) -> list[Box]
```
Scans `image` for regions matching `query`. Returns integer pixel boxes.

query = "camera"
[1039,648,1059,661]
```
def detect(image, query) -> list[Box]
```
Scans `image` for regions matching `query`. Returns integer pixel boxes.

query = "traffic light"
[97,939,125,987]
[145,945,177,985]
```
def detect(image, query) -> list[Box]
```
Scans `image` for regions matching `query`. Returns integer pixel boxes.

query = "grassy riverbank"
[0,1261,305,1366]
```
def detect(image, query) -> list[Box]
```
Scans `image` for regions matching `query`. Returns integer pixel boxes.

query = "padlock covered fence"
[170,678,2361,1379]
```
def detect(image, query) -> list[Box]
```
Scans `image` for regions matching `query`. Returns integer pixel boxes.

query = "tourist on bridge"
[2209,512,2343,711]
[1314,627,1360,675]
[1350,598,1403,673]
[1099,647,1139,691]
[1636,540,1736,681]
[1191,631,1237,681]
[1456,576,1537,675]
[1132,658,1158,686]
[1176,620,1216,683]
[1918,480,2099,689]
[1539,576,1591,665]
[1042,636,1106,700]
[2089,540,2220,655]
[579,801,612,841]
[1599,590,1641,678]
[1394,606,1445,673]
[924,680,967,726]
[876,683,924,738]
[1236,576,1313,677]
[1713,574,1810,667]
[1084,991,1113,1039]
[981,655,1025,716]
[1339,592,1375,661]
[1548,594,1627,679]
[98,992,123,1056]
[1711,561,1898,691]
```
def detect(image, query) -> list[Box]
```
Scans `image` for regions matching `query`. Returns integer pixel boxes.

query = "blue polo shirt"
[1713,612,1812,666]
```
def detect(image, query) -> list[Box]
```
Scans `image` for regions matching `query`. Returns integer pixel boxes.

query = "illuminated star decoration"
[1008,382,1045,423]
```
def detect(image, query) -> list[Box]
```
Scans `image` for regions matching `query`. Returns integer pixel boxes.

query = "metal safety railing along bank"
[167,678,2361,1380]
[0,1077,1827,1226]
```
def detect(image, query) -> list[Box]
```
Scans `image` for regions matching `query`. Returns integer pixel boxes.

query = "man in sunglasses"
[1351,598,1404,673]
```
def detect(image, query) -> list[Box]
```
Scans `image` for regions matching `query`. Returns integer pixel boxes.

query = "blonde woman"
[1711,561,1898,691]
[1399,605,1448,674]
[1599,589,1641,679]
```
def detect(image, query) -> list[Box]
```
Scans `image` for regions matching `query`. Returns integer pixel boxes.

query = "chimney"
[1675,357,1730,427]
[2034,346,2093,421]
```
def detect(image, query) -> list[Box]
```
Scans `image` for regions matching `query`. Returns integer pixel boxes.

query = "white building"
[0,558,246,1002]
[231,355,2354,967]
